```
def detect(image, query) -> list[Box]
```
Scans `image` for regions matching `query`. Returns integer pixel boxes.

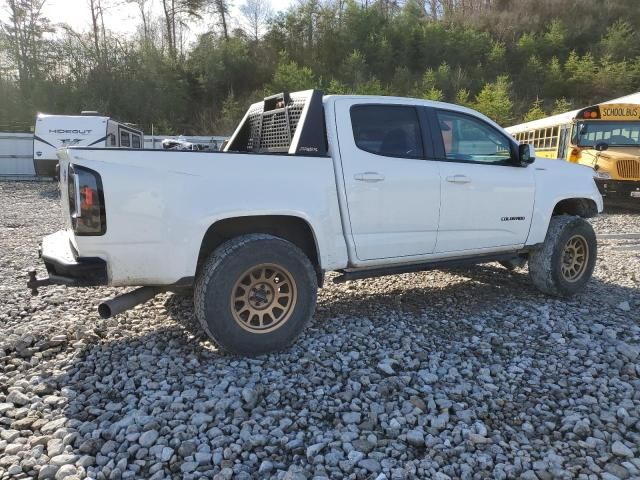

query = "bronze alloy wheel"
[561,234,589,282]
[230,263,298,333]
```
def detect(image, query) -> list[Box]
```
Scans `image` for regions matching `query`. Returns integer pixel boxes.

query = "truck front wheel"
[194,234,318,355]
[528,215,597,297]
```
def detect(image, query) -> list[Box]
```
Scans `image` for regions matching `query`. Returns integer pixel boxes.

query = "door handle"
[354,172,385,183]
[446,175,471,184]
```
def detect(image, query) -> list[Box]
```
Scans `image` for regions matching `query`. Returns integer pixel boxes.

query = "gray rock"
[418,371,438,384]
[348,450,364,463]
[342,412,361,425]
[50,454,78,466]
[180,461,198,473]
[468,433,492,445]
[241,387,259,408]
[306,442,326,459]
[612,441,634,458]
[38,464,60,480]
[8,464,22,475]
[47,438,65,457]
[617,342,639,361]
[617,301,631,312]
[405,430,425,447]
[138,430,159,448]
[191,413,212,426]
[41,418,67,435]
[377,359,399,375]
[358,458,381,473]
[101,440,118,455]
[258,461,273,474]
[6,390,30,406]
[160,447,174,462]
[54,464,78,480]
[195,452,211,464]
[573,419,590,437]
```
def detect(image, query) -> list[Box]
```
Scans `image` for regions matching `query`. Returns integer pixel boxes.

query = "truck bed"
[57,147,348,286]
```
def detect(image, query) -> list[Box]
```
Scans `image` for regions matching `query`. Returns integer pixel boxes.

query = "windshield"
[577,121,640,147]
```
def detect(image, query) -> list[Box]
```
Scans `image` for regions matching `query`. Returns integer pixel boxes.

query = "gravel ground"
[0,181,639,480]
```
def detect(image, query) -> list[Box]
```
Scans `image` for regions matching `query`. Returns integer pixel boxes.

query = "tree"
[127,0,153,42]
[455,88,471,107]
[552,98,572,115]
[215,91,245,133]
[599,20,638,61]
[473,75,513,125]
[2,0,52,93]
[88,0,106,60]
[210,0,231,40]
[240,0,272,41]
[416,68,443,101]
[269,52,315,91]
[162,0,205,59]
[523,98,546,122]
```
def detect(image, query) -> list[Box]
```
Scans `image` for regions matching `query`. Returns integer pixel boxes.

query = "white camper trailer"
[33,112,143,177]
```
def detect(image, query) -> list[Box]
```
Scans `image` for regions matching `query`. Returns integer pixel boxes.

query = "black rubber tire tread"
[194,234,318,356]
[528,215,597,297]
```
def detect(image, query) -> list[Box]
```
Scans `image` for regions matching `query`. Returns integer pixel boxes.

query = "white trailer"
[33,113,143,177]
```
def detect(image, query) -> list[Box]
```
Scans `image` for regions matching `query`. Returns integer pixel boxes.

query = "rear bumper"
[27,231,108,292]
[595,179,640,208]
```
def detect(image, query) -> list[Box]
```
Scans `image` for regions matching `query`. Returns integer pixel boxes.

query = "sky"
[1,0,294,38]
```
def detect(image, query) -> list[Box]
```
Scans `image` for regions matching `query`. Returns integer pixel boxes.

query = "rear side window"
[120,131,130,147]
[351,105,424,158]
[132,134,141,148]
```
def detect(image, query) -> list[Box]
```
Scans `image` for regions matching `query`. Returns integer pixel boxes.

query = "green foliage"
[552,98,573,115]
[600,21,638,60]
[423,87,444,101]
[215,91,245,134]
[473,75,513,125]
[269,52,316,92]
[455,89,471,107]
[523,98,546,122]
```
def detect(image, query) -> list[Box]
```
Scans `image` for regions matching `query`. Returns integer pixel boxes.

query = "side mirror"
[595,141,609,152]
[518,143,535,166]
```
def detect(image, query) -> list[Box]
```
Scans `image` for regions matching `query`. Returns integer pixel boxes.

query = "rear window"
[350,105,424,159]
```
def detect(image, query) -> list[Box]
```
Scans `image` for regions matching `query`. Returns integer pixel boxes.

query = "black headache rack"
[224,89,328,156]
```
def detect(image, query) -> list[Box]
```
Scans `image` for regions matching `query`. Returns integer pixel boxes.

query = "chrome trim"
[72,168,82,218]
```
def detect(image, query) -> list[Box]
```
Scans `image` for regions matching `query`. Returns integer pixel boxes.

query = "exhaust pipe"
[98,287,162,319]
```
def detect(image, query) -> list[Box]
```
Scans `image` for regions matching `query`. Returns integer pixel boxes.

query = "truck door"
[335,100,441,262]
[429,108,535,253]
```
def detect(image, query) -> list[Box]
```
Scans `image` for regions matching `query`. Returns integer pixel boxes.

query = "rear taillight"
[68,165,106,235]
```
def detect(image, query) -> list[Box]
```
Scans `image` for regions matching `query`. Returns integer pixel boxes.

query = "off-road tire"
[528,215,597,297]
[194,234,318,356]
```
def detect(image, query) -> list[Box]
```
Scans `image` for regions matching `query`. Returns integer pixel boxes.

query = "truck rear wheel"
[194,234,318,355]
[528,215,597,297]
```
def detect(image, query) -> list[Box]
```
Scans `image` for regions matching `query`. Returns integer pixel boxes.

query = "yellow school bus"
[507,96,640,207]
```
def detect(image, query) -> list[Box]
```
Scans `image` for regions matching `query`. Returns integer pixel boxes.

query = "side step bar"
[333,252,529,283]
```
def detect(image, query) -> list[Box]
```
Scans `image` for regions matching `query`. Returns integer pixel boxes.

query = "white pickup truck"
[29,90,603,355]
